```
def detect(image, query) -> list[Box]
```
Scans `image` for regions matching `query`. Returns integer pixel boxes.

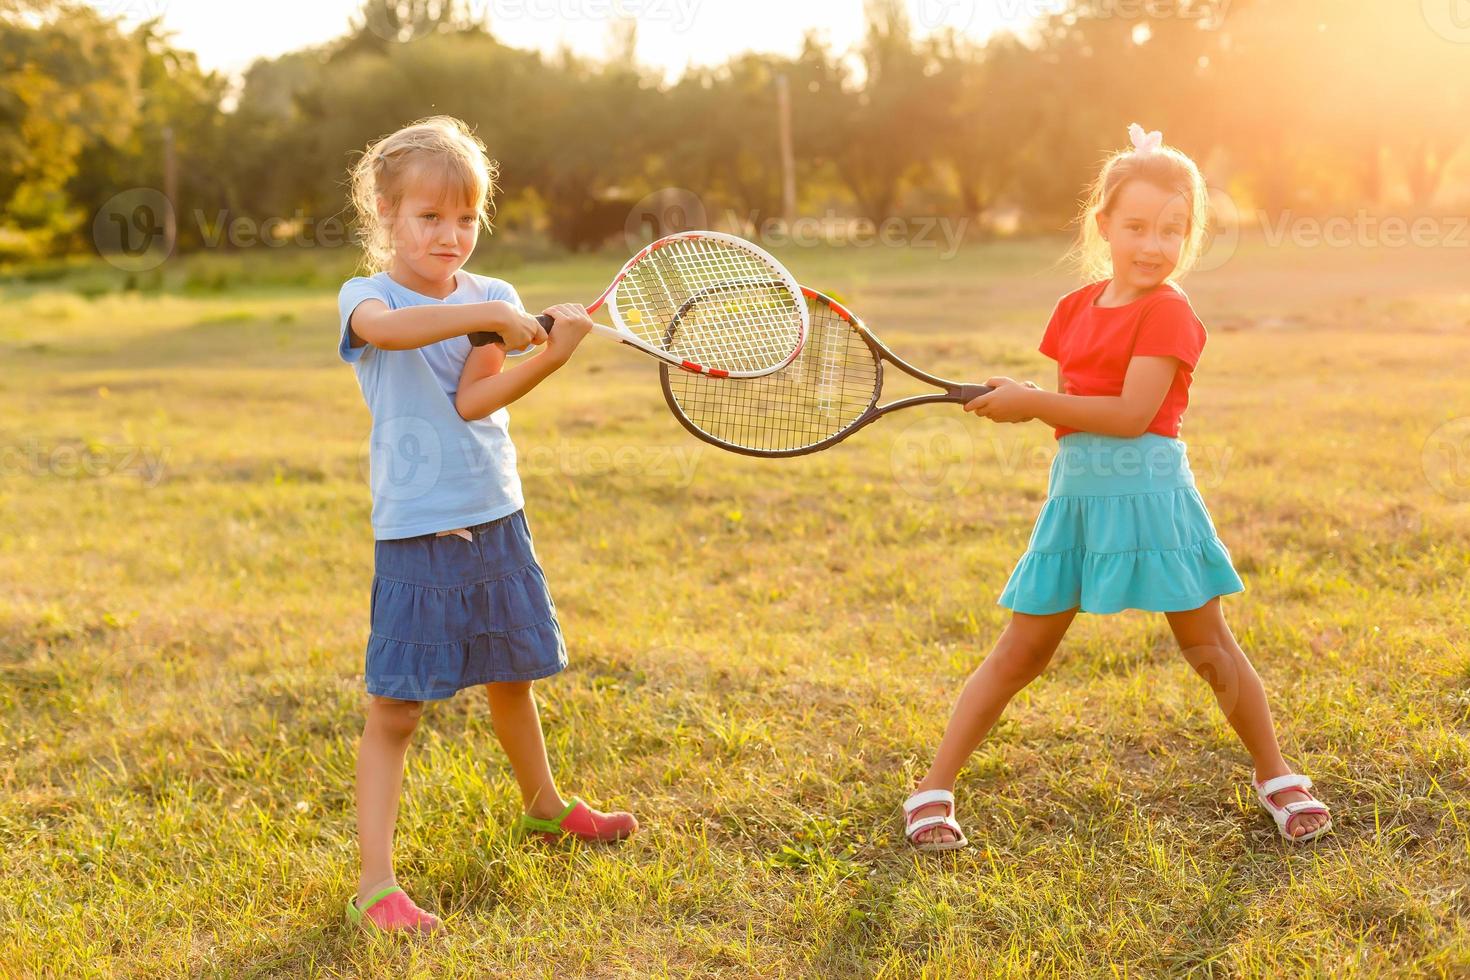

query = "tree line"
[1,0,1465,260]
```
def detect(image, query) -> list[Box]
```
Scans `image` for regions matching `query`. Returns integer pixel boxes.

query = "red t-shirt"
[1038,279,1208,441]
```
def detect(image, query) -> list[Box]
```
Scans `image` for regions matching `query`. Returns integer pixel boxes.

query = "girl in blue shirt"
[337,116,637,935]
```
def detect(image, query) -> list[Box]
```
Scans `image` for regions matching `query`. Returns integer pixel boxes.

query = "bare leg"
[355,696,424,903]
[484,681,566,820]
[910,606,1080,844]
[1164,597,1327,838]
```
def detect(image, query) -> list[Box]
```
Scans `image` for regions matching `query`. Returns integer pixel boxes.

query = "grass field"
[2,235,1468,977]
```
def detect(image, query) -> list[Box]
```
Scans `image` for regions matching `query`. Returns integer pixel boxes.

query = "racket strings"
[615,238,804,373]
[660,240,772,360]
[665,296,880,453]
[632,239,788,365]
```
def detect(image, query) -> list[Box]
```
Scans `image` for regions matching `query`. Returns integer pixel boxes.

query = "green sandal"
[516,797,639,843]
[344,883,443,933]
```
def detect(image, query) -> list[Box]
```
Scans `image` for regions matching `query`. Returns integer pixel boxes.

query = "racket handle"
[954,384,993,403]
[468,313,557,347]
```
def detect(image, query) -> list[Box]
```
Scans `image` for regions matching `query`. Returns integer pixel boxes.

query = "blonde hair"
[347,115,499,273]
[1066,132,1209,284]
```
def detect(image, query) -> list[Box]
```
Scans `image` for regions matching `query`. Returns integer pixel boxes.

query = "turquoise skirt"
[998,433,1245,615]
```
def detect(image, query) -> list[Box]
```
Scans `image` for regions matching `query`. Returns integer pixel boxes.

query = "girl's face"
[381,172,483,288]
[1096,179,1190,293]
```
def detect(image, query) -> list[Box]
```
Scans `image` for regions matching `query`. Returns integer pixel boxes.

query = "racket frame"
[660,286,992,458]
[469,230,808,379]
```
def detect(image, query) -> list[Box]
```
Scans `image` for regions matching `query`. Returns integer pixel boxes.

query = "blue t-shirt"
[337,270,534,540]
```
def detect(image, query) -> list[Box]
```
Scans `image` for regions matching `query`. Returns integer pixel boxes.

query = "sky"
[85,0,1060,82]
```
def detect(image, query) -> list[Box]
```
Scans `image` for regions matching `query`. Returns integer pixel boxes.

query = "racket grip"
[954,384,993,403]
[468,313,556,347]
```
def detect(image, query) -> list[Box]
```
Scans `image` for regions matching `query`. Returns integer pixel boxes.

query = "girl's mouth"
[1134,260,1161,274]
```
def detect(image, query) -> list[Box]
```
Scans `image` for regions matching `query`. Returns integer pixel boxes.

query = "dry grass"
[1,235,1467,977]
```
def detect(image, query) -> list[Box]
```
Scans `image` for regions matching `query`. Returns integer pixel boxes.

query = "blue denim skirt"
[365,510,567,701]
[998,433,1245,615]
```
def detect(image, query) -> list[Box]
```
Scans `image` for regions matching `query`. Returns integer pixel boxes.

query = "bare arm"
[348,298,543,352]
[1024,356,1179,438]
[455,344,569,420]
[454,302,595,420]
[969,356,1179,436]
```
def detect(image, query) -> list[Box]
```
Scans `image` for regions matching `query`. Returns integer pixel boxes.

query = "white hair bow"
[1128,122,1163,155]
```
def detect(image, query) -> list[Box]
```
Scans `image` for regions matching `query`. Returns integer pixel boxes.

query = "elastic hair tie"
[1128,122,1163,155]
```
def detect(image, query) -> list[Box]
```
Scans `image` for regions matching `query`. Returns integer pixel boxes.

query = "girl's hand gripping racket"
[469,230,808,379]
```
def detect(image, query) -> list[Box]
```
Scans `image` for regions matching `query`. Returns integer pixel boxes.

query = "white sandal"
[1254,773,1333,842]
[902,789,969,852]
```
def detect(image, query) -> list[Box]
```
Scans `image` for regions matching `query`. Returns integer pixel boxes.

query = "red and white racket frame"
[471,230,808,379]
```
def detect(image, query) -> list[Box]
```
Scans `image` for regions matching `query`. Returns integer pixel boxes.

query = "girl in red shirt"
[902,124,1333,852]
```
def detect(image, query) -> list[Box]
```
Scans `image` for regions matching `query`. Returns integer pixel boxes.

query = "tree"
[929,32,1042,221]
[794,0,943,221]
[0,1,140,257]
[337,0,485,58]
[660,54,792,223]
[66,18,232,252]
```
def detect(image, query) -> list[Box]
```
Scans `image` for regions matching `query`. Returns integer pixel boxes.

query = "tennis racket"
[659,286,994,457]
[468,230,807,379]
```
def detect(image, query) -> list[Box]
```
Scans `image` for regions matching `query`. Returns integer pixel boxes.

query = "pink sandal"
[902,789,969,852]
[517,797,638,843]
[1254,773,1333,843]
[345,884,443,934]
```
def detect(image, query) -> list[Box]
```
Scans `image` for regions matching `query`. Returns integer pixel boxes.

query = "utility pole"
[775,73,797,227]
[162,125,178,255]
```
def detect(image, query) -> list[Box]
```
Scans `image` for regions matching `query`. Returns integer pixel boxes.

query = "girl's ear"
[376,194,393,223]
[1094,210,1111,243]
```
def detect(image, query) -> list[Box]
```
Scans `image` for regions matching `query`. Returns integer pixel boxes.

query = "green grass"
[2,236,1468,977]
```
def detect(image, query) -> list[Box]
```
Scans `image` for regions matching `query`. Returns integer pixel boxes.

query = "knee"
[485,680,533,702]
[369,697,424,739]
[988,638,1055,688]
[1177,636,1244,689]
[1167,603,1236,670]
